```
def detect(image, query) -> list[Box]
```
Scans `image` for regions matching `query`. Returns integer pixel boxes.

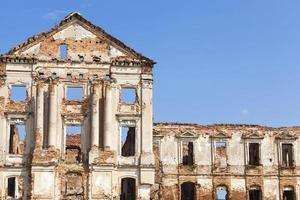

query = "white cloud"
[43,10,66,21]
[241,109,249,115]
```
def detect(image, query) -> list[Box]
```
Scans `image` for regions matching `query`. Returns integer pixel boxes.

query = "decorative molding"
[141,79,153,89]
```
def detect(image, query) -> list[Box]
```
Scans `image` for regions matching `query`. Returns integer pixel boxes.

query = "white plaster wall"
[92,171,112,198]
[294,138,300,166]
[227,133,244,166]
[261,135,277,166]
[264,178,279,200]
[296,178,300,200]
[0,85,8,164]
[53,24,96,41]
[160,136,178,165]
[138,185,151,200]
[33,171,54,197]
[195,136,211,166]
[197,177,212,189]
[231,178,245,191]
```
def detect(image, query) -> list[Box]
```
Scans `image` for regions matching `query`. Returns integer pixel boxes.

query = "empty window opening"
[51,72,57,79]
[93,74,98,80]
[11,85,27,102]
[216,186,228,200]
[121,126,135,157]
[121,88,136,104]
[66,125,81,135]
[282,144,293,167]
[7,177,16,198]
[9,124,26,155]
[215,141,227,168]
[92,55,101,62]
[283,187,295,200]
[66,146,81,164]
[249,186,261,200]
[182,142,194,166]
[66,86,83,100]
[64,172,84,197]
[60,44,68,59]
[67,73,72,80]
[249,143,260,166]
[181,182,195,200]
[66,125,82,163]
[78,54,84,62]
[120,178,136,200]
[38,72,46,79]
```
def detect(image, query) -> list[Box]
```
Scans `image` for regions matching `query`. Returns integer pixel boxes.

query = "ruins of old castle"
[0,12,299,200]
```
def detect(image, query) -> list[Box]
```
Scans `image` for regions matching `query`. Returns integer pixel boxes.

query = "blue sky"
[1,0,300,127]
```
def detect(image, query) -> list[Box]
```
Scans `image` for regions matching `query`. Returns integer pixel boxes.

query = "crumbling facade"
[0,12,299,200]
[153,123,300,200]
[0,12,154,200]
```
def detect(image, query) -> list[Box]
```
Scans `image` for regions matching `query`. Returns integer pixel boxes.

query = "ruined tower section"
[0,12,155,200]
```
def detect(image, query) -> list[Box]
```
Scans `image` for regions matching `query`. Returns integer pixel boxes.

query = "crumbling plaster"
[153,123,300,200]
[0,11,299,200]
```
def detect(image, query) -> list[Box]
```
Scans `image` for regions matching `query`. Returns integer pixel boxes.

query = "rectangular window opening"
[66,125,81,136]
[60,44,68,59]
[79,73,84,80]
[65,125,82,163]
[78,54,84,62]
[66,86,83,100]
[121,126,135,157]
[67,73,72,80]
[215,141,227,168]
[39,72,46,79]
[249,189,261,200]
[7,177,16,198]
[282,143,293,167]
[121,88,136,104]
[120,178,136,200]
[249,143,260,166]
[182,142,194,166]
[11,85,27,102]
[9,124,26,155]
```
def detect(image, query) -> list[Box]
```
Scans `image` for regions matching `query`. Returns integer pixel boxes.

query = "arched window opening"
[120,178,136,200]
[283,186,295,200]
[216,186,228,200]
[249,186,261,200]
[181,182,195,200]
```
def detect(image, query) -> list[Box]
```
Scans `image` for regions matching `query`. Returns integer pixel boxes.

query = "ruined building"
[0,12,299,200]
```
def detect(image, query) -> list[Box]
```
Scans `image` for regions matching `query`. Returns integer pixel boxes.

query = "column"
[35,82,44,149]
[141,79,153,154]
[48,80,57,148]
[103,83,113,150]
[91,83,100,148]
[140,78,155,185]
